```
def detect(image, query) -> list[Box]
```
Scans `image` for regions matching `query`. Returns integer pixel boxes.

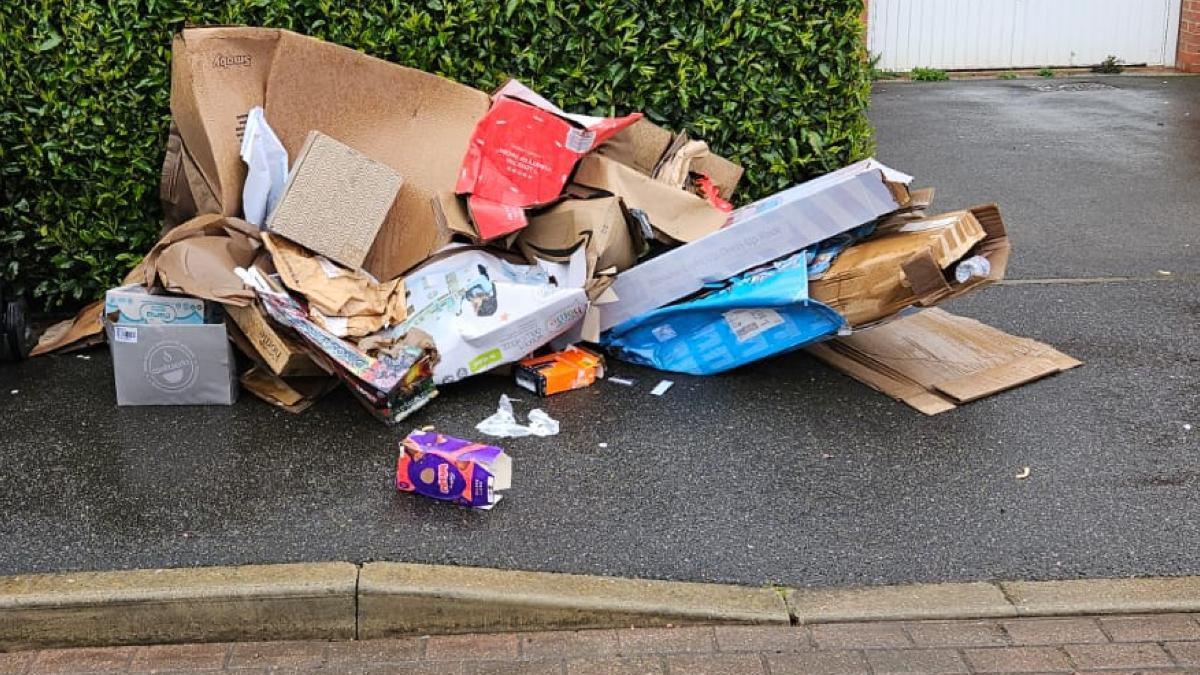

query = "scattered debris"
[17,25,1086,511]
[476,395,560,438]
[1016,467,1031,480]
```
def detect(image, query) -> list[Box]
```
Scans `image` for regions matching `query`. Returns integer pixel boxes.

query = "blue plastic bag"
[601,252,846,375]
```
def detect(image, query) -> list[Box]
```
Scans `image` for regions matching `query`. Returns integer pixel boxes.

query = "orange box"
[514,346,605,397]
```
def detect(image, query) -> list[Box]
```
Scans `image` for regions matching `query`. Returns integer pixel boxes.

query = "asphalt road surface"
[0,76,1196,587]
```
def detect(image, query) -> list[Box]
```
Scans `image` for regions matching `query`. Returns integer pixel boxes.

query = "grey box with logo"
[103,317,238,406]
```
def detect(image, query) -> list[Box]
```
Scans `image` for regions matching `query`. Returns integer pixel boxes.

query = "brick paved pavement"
[8,614,1200,673]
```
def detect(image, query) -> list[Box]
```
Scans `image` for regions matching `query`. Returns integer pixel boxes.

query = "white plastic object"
[239,107,289,227]
[954,255,991,284]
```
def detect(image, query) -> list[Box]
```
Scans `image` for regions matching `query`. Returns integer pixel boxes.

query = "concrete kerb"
[4,562,1200,651]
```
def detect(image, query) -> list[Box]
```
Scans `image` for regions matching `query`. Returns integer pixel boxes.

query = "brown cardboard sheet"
[808,308,1082,415]
[170,26,491,281]
[516,197,641,277]
[29,300,104,356]
[240,366,339,413]
[142,214,262,306]
[572,154,728,244]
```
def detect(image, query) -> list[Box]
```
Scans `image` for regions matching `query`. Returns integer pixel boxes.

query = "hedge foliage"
[1,0,873,309]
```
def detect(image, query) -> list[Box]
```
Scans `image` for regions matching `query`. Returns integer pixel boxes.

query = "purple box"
[396,431,512,509]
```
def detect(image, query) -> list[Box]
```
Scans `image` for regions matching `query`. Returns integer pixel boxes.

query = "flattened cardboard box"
[808,308,1081,415]
[597,159,912,332]
[170,27,490,280]
[104,318,238,406]
[267,131,403,270]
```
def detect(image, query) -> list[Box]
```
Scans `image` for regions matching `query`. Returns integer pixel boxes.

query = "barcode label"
[723,309,784,343]
[114,326,138,343]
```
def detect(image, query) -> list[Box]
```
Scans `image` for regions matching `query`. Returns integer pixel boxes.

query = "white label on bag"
[724,309,784,342]
[114,326,138,343]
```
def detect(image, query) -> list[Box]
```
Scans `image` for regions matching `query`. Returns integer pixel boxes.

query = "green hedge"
[0,0,873,310]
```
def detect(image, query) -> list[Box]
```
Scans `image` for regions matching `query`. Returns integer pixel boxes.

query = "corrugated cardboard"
[808,308,1081,415]
[225,301,324,377]
[240,366,338,413]
[573,154,728,245]
[809,209,988,327]
[516,197,641,278]
[170,26,491,281]
[142,214,262,306]
[104,316,239,406]
[598,159,912,333]
[597,119,744,199]
[266,131,403,270]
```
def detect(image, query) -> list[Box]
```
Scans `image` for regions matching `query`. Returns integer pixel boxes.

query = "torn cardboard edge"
[29,300,105,357]
[808,308,1082,415]
[240,366,339,413]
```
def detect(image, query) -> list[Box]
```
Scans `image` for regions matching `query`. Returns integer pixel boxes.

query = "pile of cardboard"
[33,26,1079,422]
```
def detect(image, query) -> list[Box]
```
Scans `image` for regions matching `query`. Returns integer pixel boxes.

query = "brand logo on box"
[212,53,252,69]
[143,342,198,392]
[546,304,587,332]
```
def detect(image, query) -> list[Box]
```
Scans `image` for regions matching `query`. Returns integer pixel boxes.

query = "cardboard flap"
[900,250,954,305]
[933,356,1071,403]
[143,214,262,306]
[573,154,727,244]
[967,203,1010,280]
[808,309,1081,415]
[30,300,105,357]
[517,196,638,278]
[597,118,675,175]
[171,27,281,215]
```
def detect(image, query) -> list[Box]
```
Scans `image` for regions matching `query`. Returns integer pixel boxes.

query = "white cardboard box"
[597,159,912,332]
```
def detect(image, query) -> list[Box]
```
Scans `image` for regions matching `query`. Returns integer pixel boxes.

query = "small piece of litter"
[9,390,17,395]
[650,380,673,396]
[1185,424,1194,432]
[75,354,91,360]
[598,442,609,449]
[1015,467,1031,480]
[821,453,833,459]
[1157,270,1172,276]
[608,377,635,386]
